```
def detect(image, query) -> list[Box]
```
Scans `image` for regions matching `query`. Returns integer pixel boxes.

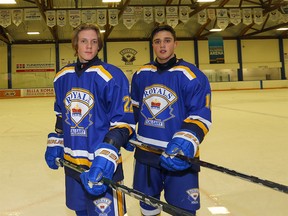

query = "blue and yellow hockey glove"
[160,130,199,171]
[80,142,119,196]
[45,132,64,170]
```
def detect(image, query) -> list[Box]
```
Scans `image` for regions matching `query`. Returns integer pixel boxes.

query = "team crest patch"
[186,188,199,204]
[141,84,177,128]
[93,197,112,215]
[64,88,94,136]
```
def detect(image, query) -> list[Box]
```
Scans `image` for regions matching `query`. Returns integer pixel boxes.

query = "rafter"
[34,0,58,42]
[243,22,288,37]
[0,26,10,44]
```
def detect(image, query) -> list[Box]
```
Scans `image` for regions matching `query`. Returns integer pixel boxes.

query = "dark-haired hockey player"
[44,23,134,216]
[131,24,212,216]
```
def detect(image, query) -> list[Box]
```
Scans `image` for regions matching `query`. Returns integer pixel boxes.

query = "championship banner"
[217,17,229,30]
[134,6,143,22]
[82,10,96,24]
[16,63,55,73]
[253,8,263,25]
[46,10,56,28]
[24,8,41,21]
[242,8,252,25]
[154,6,165,23]
[57,10,66,27]
[108,9,118,26]
[123,7,136,29]
[143,7,153,24]
[179,6,190,23]
[97,9,107,27]
[216,9,228,30]
[166,6,178,28]
[198,10,207,25]
[207,9,215,20]
[270,10,279,22]
[0,10,11,28]
[12,9,23,26]
[229,8,241,25]
[208,37,225,64]
[69,10,81,28]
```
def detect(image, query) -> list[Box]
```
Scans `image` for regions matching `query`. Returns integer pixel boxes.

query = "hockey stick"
[129,140,288,194]
[55,158,195,216]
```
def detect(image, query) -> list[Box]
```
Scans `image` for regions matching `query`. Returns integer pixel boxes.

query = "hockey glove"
[160,131,199,171]
[122,133,136,152]
[45,132,64,170]
[122,141,135,152]
[80,142,119,196]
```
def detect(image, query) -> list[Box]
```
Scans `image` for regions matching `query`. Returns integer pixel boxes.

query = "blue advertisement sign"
[208,37,225,64]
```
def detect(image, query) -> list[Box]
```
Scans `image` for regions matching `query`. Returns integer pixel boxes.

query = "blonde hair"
[71,23,103,56]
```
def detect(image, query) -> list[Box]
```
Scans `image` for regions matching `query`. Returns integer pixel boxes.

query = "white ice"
[1,89,287,216]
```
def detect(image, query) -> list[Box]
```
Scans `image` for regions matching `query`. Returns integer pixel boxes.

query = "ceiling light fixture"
[100,30,106,33]
[210,28,222,32]
[102,0,121,3]
[0,0,16,4]
[197,0,216,2]
[27,32,40,35]
[277,27,288,30]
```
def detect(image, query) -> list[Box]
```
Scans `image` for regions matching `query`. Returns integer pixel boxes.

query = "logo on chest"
[141,84,177,128]
[64,88,94,136]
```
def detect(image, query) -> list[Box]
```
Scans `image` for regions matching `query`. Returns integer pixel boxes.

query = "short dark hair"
[71,23,103,57]
[150,24,176,41]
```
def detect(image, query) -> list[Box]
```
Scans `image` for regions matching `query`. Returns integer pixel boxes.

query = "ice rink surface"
[1,89,287,216]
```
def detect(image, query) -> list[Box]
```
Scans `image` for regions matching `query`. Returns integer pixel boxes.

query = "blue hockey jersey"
[131,58,211,168]
[53,57,134,177]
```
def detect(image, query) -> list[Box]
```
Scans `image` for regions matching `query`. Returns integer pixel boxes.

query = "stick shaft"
[56,158,195,216]
[129,140,288,194]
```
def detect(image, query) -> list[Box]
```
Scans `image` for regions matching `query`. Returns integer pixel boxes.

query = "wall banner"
[208,37,225,64]
[16,63,55,73]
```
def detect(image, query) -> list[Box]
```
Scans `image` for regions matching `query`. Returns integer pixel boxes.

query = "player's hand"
[80,143,119,196]
[45,133,64,170]
[160,131,198,171]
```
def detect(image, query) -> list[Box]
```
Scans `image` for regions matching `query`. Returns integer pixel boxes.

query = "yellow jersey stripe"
[184,118,209,135]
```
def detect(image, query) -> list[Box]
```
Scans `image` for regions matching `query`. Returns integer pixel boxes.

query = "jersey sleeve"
[131,69,141,123]
[101,65,135,146]
[53,69,65,131]
[181,67,212,143]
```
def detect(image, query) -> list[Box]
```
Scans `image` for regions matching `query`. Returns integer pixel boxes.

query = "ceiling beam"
[243,22,288,37]
[34,0,58,42]
[0,26,10,44]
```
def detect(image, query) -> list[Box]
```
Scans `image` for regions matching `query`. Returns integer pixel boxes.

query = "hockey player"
[130,25,212,215]
[44,23,134,216]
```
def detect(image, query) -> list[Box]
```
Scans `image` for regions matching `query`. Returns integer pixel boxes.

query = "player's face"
[152,30,177,64]
[77,29,99,63]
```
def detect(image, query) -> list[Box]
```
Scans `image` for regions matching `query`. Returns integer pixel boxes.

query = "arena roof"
[0,0,288,44]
